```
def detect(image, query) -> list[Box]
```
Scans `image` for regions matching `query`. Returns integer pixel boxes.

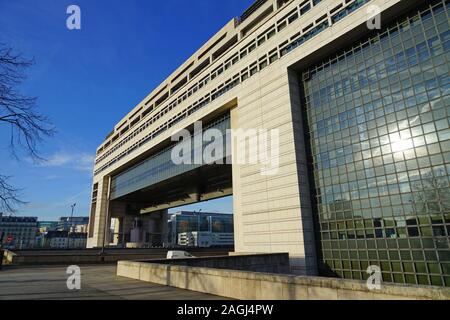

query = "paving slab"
[0,265,228,300]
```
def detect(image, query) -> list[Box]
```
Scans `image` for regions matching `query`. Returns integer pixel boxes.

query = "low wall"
[141,253,290,274]
[117,258,450,300]
[4,248,231,266]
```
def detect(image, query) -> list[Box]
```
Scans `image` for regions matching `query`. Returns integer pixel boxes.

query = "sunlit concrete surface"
[0,265,228,300]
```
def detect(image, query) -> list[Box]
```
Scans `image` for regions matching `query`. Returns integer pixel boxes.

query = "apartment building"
[0,213,38,249]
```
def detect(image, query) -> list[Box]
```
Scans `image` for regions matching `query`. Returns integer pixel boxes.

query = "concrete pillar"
[111,218,121,246]
[231,68,317,275]
[87,176,111,249]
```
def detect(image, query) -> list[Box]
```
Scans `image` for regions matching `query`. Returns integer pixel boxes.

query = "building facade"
[178,231,235,248]
[58,217,89,232]
[44,231,88,249]
[37,221,58,233]
[167,211,234,247]
[88,0,449,286]
[0,213,38,249]
[302,1,450,287]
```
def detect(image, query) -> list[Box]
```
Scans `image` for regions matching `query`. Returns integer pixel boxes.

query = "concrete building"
[35,221,59,249]
[37,221,58,233]
[0,213,38,249]
[58,217,89,232]
[88,0,450,286]
[167,211,234,248]
[178,232,234,248]
[44,231,87,249]
[74,224,89,233]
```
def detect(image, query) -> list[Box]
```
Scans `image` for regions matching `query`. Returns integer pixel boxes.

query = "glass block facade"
[301,0,450,286]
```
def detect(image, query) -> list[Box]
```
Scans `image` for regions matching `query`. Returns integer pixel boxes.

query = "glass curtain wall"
[302,0,450,286]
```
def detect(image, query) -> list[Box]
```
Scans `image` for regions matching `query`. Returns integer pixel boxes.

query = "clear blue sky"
[0,0,253,220]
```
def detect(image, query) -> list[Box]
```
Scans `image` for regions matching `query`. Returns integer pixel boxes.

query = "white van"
[166,251,196,259]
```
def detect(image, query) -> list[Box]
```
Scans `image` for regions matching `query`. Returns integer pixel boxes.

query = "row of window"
[110,116,230,198]
[96,0,328,159]
[307,2,449,79]
[321,216,450,230]
[321,249,449,264]
[94,0,369,174]
[0,228,37,233]
[312,150,450,197]
[313,138,450,174]
[320,259,449,286]
[307,62,449,124]
[313,101,450,142]
[321,225,450,240]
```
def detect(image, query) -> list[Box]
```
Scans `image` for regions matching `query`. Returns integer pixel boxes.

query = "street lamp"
[67,203,76,249]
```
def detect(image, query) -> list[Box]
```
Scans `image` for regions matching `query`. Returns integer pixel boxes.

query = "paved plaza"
[0,265,227,300]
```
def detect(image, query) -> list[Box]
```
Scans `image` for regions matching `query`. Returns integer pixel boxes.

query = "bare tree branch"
[0,43,55,213]
[0,175,27,213]
[0,43,55,162]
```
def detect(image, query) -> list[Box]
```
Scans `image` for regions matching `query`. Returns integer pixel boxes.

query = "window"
[300,4,311,15]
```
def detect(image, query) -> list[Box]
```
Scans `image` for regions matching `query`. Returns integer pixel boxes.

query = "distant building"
[74,224,89,233]
[44,231,87,249]
[37,221,58,233]
[167,212,233,248]
[35,221,59,249]
[35,233,46,249]
[178,231,234,248]
[58,216,89,232]
[0,213,38,249]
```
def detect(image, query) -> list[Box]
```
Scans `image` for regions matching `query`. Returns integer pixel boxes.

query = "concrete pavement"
[0,265,228,300]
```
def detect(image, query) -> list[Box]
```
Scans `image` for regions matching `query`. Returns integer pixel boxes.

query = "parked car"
[166,251,196,259]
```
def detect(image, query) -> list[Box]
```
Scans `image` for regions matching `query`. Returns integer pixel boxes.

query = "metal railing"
[239,0,269,24]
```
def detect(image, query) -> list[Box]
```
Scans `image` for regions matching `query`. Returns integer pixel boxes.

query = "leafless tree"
[0,175,26,213]
[0,43,55,213]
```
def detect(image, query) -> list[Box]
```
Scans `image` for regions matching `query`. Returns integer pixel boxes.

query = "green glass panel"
[415,262,427,273]
[307,0,450,285]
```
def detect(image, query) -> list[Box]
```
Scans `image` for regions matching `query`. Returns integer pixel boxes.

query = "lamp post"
[67,203,76,249]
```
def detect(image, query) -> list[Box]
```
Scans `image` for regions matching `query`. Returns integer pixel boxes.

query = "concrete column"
[87,176,110,249]
[287,69,318,275]
[159,210,169,247]
[231,67,317,275]
[111,218,121,245]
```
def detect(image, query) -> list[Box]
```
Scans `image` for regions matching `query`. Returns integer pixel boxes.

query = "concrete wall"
[231,55,317,276]
[117,258,450,300]
[141,253,290,274]
[3,248,231,266]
